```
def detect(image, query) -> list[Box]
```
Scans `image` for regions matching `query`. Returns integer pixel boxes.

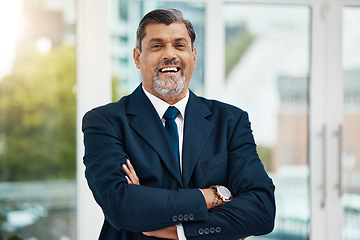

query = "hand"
[122,159,140,185]
[143,225,178,239]
[122,162,179,239]
[201,188,223,210]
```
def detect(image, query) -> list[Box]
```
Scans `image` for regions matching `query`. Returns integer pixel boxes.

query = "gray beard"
[153,70,186,97]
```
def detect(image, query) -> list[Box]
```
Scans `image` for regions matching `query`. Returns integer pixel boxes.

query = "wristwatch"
[211,185,232,202]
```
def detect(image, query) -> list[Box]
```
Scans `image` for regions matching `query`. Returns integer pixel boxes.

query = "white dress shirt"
[143,87,188,239]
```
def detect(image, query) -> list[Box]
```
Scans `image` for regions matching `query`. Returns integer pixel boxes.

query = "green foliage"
[112,74,123,102]
[257,145,272,172]
[112,73,131,102]
[0,46,76,181]
[7,235,23,240]
[225,29,255,78]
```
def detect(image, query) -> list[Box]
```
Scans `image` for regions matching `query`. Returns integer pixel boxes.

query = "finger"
[122,164,131,177]
[122,161,140,185]
[127,159,138,178]
[122,164,135,184]
[125,175,131,184]
[127,159,139,183]
[142,226,177,239]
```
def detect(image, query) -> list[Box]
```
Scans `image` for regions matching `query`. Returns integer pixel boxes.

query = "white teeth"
[160,67,178,72]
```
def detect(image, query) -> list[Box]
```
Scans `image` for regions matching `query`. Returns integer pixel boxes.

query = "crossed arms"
[122,159,225,239]
[82,105,275,239]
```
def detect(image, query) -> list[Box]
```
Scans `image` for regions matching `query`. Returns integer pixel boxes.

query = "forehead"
[142,22,191,43]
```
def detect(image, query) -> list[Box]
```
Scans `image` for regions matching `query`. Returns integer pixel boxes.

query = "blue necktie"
[163,106,180,165]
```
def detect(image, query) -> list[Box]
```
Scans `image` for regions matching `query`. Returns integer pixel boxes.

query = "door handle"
[320,125,326,208]
[334,125,342,197]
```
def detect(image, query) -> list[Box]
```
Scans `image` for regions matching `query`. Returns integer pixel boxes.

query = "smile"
[159,67,180,73]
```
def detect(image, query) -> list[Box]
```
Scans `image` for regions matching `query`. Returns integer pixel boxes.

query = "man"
[82,8,275,240]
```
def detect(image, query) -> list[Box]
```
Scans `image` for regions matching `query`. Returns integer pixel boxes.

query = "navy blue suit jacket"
[82,85,275,240]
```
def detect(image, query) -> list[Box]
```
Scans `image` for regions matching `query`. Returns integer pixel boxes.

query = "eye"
[176,43,186,48]
[151,44,162,49]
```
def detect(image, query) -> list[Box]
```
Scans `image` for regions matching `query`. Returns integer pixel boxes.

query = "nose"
[162,44,177,60]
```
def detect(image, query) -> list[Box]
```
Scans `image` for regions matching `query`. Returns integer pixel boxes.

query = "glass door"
[342,6,360,240]
[222,4,311,239]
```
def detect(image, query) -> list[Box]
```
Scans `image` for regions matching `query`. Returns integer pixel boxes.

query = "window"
[342,6,360,240]
[223,4,311,239]
[0,0,76,239]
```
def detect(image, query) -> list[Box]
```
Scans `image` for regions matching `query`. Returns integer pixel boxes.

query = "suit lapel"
[126,86,183,187]
[182,92,214,186]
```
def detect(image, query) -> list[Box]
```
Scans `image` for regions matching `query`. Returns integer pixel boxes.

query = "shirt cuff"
[199,188,205,197]
[176,223,187,240]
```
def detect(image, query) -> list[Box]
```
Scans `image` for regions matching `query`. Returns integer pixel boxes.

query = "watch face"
[218,186,231,198]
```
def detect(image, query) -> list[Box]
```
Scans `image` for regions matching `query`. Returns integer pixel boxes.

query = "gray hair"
[136,9,196,52]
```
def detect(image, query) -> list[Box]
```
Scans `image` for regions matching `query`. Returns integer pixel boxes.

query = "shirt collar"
[142,86,189,120]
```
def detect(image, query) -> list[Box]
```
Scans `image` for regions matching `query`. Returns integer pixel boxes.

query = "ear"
[192,47,197,68]
[133,48,141,69]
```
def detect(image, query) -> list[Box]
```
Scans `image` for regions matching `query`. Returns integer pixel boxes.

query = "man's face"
[133,22,197,102]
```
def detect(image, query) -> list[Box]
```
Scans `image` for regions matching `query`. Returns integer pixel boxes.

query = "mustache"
[155,59,185,70]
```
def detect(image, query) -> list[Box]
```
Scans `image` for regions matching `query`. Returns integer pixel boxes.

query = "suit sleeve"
[82,109,208,232]
[183,111,276,240]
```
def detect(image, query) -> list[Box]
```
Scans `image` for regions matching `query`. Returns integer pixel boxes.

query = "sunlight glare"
[36,37,52,55]
[0,0,23,79]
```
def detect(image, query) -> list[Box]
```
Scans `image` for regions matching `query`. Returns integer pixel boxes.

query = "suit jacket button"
[204,228,210,234]
[183,214,189,221]
[178,214,183,221]
[172,215,177,222]
[189,214,194,220]
[210,227,215,233]
[198,228,204,235]
[215,227,221,233]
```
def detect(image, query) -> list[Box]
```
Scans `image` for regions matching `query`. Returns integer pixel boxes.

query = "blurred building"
[273,68,360,178]
[342,68,360,192]
[16,0,75,55]
[272,74,309,171]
